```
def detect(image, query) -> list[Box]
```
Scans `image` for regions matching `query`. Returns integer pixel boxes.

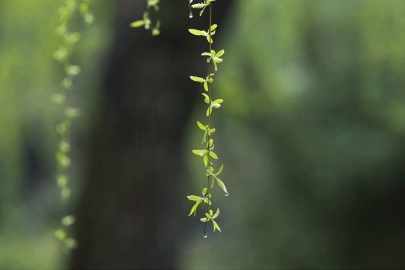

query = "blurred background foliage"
[1,0,405,269]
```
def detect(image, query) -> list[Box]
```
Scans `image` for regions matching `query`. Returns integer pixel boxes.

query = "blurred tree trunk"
[70,0,234,269]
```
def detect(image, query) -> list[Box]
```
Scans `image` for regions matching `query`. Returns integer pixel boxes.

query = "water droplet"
[204,233,207,238]
[190,0,193,3]
[189,12,193,18]
[225,193,229,196]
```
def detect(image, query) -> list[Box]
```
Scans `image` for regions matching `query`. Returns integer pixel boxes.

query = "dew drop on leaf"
[189,11,193,18]
[225,193,229,197]
[204,232,208,238]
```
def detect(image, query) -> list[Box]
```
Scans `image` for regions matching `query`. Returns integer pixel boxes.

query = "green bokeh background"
[1,0,405,268]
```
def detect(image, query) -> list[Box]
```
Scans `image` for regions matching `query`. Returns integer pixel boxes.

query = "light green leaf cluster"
[190,73,214,91]
[52,0,93,253]
[196,121,215,143]
[201,49,225,71]
[55,215,78,252]
[189,24,217,43]
[191,0,216,16]
[200,208,221,232]
[187,0,228,237]
[130,0,161,36]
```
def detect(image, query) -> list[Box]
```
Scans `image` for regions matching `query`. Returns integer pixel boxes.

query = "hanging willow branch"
[188,0,228,238]
[52,0,93,253]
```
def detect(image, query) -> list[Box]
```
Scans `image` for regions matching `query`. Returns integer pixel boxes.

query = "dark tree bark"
[70,1,234,269]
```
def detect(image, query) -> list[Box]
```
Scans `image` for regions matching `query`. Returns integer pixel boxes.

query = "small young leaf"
[216,177,229,195]
[55,229,67,240]
[190,76,205,83]
[64,238,78,249]
[206,107,212,116]
[216,164,224,175]
[208,139,214,147]
[203,155,209,167]
[202,93,210,104]
[212,99,223,104]
[212,208,220,219]
[197,121,206,130]
[189,29,206,36]
[209,151,218,159]
[216,49,225,57]
[188,200,202,216]
[130,20,145,28]
[212,220,221,232]
[187,195,203,202]
[200,218,208,222]
[204,81,208,91]
[61,215,76,226]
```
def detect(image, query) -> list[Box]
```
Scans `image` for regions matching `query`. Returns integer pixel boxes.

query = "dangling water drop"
[225,193,229,197]
[189,11,193,18]
[204,232,207,238]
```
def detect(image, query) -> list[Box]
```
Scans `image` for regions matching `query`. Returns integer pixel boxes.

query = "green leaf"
[211,175,215,188]
[216,177,229,195]
[202,131,207,144]
[202,188,207,195]
[65,65,81,76]
[190,76,205,83]
[130,20,145,28]
[64,238,78,249]
[65,108,81,118]
[206,73,215,82]
[208,139,214,147]
[61,215,76,226]
[188,200,202,216]
[204,197,212,205]
[202,93,210,104]
[210,24,218,31]
[192,3,207,9]
[192,149,207,157]
[216,49,225,57]
[57,175,68,188]
[212,99,223,104]
[200,218,208,222]
[203,155,209,167]
[212,220,222,232]
[216,164,224,175]
[189,29,206,36]
[187,195,203,202]
[209,151,218,159]
[206,106,212,116]
[55,229,67,240]
[51,93,65,104]
[212,208,220,219]
[197,121,206,130]
[205,213,211,220]
[204,81,208,91]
